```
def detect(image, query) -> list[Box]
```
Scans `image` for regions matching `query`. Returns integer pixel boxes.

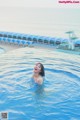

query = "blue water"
[0,47,80,120]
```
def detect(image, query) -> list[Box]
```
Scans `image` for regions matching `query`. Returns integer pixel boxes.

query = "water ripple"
[0,47,80,120]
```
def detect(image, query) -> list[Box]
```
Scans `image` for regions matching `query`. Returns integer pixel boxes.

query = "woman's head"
[34,63,45,77]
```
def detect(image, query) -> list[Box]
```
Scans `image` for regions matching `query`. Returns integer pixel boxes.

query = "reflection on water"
[0,47,80,120]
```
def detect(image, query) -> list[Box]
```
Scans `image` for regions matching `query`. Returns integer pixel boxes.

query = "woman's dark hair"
[38,63,45,77]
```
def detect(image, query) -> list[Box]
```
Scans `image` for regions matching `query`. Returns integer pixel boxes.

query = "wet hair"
[38,63,45,77]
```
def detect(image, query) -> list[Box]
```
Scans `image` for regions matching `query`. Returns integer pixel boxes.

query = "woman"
[32,62,45,85]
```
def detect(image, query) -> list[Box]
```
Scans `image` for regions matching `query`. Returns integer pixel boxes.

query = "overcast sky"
[0,0,80,8]
[0,0,55,7]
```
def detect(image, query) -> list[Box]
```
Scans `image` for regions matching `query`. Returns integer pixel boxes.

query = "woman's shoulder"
[39,76,45,80]
[37,76,44,84]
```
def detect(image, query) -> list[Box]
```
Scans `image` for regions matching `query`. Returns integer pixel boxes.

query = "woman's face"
[34,63,41,74]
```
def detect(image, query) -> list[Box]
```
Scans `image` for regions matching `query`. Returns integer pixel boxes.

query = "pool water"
[0,47,80,120]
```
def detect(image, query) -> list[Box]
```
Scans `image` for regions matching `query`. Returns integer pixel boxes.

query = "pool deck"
[0,42,23,52]
[0,42,80,55]
[34,43,80,55]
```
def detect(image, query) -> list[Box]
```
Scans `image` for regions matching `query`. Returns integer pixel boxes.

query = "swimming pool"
[0,47,80,120]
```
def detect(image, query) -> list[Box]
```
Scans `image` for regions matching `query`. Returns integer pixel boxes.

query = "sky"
[0,0,80,8]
